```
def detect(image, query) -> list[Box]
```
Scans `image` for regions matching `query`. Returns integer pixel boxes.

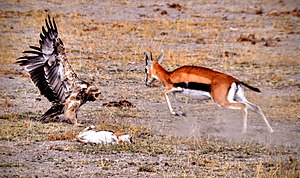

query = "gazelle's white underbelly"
[181,88,211,100]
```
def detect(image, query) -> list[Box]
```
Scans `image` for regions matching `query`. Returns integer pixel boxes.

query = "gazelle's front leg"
[172,93,179,110]
[164,86,185,116]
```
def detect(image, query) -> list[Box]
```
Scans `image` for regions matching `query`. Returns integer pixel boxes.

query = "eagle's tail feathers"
[39,103,65,122]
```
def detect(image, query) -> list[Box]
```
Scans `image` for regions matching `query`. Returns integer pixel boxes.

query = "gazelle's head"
[144,51,164,87]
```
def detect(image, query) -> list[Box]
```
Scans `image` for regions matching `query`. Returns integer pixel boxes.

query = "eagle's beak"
[94,91,102,100]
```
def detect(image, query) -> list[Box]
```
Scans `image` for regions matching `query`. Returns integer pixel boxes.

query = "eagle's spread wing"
[17,15,67,104]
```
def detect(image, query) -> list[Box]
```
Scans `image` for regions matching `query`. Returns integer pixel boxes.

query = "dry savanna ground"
[0,0,299,177]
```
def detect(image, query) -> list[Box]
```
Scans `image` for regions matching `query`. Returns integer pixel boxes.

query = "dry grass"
[0,113,299,177]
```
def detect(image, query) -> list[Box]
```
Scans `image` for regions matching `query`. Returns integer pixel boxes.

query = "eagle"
[16,15,101,125]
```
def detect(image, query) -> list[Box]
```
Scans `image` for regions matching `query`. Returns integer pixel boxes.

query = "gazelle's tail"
[239,82,261,93]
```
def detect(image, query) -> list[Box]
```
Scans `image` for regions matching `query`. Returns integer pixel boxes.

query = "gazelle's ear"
[157,51,164,64]
[144,51,152,66]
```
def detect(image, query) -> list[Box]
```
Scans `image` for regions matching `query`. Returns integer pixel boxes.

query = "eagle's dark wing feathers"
[16,15,66,104]
[40,16,58,55]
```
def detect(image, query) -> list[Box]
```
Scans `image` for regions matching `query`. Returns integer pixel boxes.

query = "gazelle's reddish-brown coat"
[144,51,273,133]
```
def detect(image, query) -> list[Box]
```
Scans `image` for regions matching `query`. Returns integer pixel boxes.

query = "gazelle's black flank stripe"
[174,82,211,92]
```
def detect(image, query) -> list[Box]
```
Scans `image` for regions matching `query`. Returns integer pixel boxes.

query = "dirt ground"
[0,0,300,177]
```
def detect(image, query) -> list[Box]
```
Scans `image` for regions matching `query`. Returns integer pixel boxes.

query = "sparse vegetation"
[0,0,299,177]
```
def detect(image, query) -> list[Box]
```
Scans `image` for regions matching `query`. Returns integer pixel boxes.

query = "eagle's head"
[86,85,101,101]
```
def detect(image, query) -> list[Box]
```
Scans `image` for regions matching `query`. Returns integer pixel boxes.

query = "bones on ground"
[77,125,132,144]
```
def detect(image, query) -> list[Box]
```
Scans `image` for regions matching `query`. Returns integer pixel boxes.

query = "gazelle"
[144,51,273,133]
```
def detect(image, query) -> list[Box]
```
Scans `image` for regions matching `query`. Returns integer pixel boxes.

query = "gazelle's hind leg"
[234,84,274,133]
[221,102,248,133]
[216,101,248,133]
[211,83,248,133]
[240,108,248,134]
[245,101,273,133]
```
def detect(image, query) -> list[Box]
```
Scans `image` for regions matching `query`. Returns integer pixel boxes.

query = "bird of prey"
[17,15,101,125]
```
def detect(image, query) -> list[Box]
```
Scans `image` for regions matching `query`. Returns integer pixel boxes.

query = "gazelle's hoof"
[171,111,186,117]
